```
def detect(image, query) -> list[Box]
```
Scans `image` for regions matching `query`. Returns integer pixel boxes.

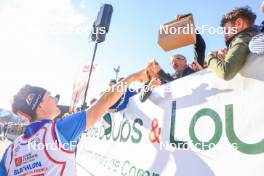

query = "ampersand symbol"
[149,118,161,143]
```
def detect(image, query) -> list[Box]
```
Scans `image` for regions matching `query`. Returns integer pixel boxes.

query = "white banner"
[76,54,264,176]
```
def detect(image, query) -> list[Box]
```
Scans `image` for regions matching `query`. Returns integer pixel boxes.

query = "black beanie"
[11,85,47,122]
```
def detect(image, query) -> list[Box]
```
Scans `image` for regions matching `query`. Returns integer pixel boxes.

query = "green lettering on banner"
[103,113,112,136]
[106,131,111,140]
[225,104,264,154]
[152,173,160,176]
[120,120,131,142]
[144,171,150,176]
[121,160,130,176]
[112,122,121,142]
[114,160,120,172]
[189,108,222,150]
[136,168,144,176]
[131,119,143,143]
[98,113,112,140]
[99,125,105,140]
[129,166,136,176]
[170,101,188,149]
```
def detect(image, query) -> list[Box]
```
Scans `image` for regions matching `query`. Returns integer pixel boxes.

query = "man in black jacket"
[140,32,206,102]
[159,32,205,80]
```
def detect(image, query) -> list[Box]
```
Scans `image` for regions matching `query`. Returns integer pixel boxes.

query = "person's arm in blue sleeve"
[114,89,137,112]
[56,111,86,147]
[0,147,9,176]
[52,69,152,151]
[56,88,138,145]
[85,69,150,128]
[109,95,123,111]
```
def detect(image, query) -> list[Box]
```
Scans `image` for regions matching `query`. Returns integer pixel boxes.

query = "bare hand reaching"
[148,78,161,91]
[216,48,228,60]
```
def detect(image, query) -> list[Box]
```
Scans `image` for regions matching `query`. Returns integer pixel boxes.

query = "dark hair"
[220,6,256,27]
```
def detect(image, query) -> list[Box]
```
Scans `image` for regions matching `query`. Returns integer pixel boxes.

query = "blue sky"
[0,0,263,110]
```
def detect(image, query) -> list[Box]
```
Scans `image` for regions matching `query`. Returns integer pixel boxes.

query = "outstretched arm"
[194,33,206,67]
[86,69,149,128]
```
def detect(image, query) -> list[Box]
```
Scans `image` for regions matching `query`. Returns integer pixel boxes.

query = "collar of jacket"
[225,26,259,47]
[174,64,189,79]
[23,119,51,138]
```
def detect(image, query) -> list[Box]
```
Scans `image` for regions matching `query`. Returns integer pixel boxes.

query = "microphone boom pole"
[81,42,98,109]
[81,4,113,110]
